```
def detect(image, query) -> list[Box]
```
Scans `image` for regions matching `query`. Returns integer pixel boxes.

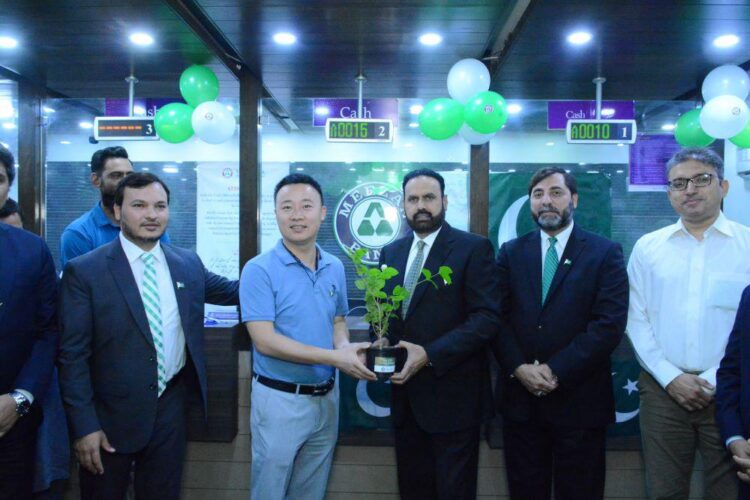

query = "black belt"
[253,373,335,396]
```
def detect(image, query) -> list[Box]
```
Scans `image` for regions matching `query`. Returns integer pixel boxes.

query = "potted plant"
[349,248,453,381]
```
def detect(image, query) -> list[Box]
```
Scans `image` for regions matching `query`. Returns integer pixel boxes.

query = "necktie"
[401,240,426,316]
[141,253,167,396]
[541,236,558,304]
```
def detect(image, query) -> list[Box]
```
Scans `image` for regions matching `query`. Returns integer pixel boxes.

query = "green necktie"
[141,253,167,396]
[541,236,558,304]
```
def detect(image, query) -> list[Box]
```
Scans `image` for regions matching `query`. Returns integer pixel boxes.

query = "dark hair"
[666,147,724,180]
[114,172,170,206]
[402,168,445,196]
[91,146,131,176]
[528,167,578,196]
[274,173,324,203]
[0,197,21,220]
[0,144,15,186]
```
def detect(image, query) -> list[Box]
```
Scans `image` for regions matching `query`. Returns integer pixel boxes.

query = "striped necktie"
[401,240,426,316]
[541,236,558,304]
[141,253,167,396]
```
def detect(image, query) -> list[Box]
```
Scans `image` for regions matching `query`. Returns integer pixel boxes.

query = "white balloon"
[447,59,491,104]
[699,95,750,139]
[191,101,236,144]
[702,65,750,102]
[459,123,494,145]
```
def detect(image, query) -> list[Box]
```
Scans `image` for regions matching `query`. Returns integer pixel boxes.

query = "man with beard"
[58,173,239,499]
[629,147,750,499]
[491,167,628,500]
[376,169,501,499]
[60,146,169,268]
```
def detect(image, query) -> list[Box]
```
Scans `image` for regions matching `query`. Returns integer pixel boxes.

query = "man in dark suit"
[377,168,501,499]
[0,145,58,500]
[58,172,239,499]
[492,167,628,500]
[717,285,750,499]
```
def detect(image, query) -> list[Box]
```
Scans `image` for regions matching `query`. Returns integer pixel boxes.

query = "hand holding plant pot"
[349,248,453,381]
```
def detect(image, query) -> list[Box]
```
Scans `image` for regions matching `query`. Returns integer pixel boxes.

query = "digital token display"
[94,117,158,141]
[326,118,393,143]
[566,119,637,144]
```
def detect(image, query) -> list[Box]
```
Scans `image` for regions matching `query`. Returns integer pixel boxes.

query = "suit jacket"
[379,223,501,433]
[0,223,58,400]
[58,238,239,452]
[492,225,628,428]
[716,286,750,444]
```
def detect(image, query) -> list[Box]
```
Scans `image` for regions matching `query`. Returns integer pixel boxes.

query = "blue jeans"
[249,377,339,500]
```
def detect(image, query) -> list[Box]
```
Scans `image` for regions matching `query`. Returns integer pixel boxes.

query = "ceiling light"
[314,106,330,116]
[586,170,600,174]
[142,167,150,171]
[0,101,13,119]
[661,123,675,131]
[60,140,71,145]
[79,121,93,129]
[600,107,615,117]
[567,31,592,45]
[180,178,187,182]
[507,103,522,114]
[129,32,154,46]
[409,122,419,128]
[616,169,624,174]
[349,168,356,172]
[133,105,146,116]
[419,33,443,46]
[273,32,297,45]
[713,34,739,48]
[296,167,304,171]
[617,143,624,147]
[0,36,18,49]
[163,166,179,174]
[409,104,423,115]
[42,106,55,114]
[2,122,16,129]
[508,169,517,173]
[545,141,555,146]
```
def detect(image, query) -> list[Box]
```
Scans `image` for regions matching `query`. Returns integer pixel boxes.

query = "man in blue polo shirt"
[60,146,169,267]
[241,173,375,499]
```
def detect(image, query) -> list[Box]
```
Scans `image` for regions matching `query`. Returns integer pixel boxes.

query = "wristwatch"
[9,390,31,417]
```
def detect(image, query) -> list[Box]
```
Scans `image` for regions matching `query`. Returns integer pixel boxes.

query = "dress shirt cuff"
[727,435,745,448]
[653,361,684,389]
[14,389,34,405]
[698,367,717,388]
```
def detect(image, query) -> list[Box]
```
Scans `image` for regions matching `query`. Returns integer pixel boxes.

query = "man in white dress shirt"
[628,147,750,499]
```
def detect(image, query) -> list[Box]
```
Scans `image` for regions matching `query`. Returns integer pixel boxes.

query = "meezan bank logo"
[334,182,408,265]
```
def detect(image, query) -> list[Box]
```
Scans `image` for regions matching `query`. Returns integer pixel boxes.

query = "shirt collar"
[671,211,733,239]
[93,202,118,228]
[119,232,164,264]
[542,220,574,249]
[411,225,442,251]
[273,239,330,269]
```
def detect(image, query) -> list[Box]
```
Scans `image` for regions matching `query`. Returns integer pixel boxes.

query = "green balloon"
[730,121,750,149]
[179,65,219,108]
[464,91,508,134]
[155,103,194,143]
[418,98,464,140]
[674,109,714,147]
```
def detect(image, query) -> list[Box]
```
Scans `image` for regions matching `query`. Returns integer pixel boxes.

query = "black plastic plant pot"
[366,345,406,382]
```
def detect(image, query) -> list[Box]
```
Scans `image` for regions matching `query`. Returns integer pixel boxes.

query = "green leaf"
[438,266,453,285]
[381,267,399,280]
[421,268,432,280]
[375,291,387,299]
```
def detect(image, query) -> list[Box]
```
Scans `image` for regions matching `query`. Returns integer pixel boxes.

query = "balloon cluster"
[154,65,236,144]
[419,59,508,145]
[675,65,750,149]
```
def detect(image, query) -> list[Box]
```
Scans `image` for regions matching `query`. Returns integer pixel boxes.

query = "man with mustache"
[492,167,628,499]
[377,169,501,499]
[60,146,169,268]
[58,173,238,499]
[628,147,750,499]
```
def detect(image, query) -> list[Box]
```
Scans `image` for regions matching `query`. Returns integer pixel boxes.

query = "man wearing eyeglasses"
[628,147,750,499]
